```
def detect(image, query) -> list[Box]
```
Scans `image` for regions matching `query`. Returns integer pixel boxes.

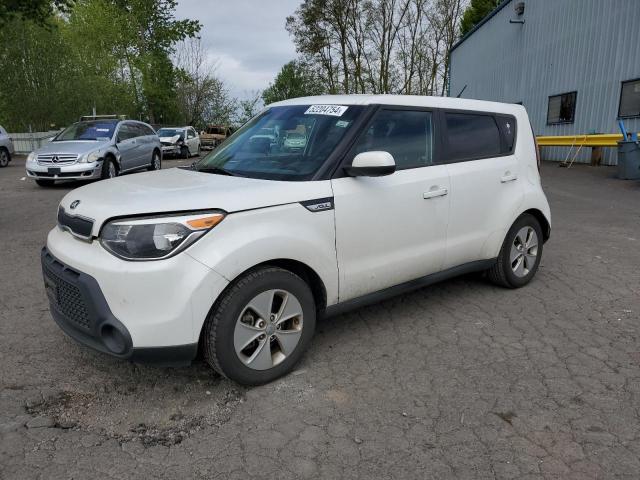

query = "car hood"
[159,135,180,144]
[36,140,111,156]
[59,168,333,236]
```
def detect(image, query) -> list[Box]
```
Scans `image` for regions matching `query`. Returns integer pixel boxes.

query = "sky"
[175,0,301,99]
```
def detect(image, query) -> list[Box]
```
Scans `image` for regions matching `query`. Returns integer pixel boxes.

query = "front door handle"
[501,172,518,183]
[423,187,448,199]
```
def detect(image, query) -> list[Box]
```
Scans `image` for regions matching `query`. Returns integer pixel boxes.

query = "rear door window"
[118,124,137,141]
[444,113,502,162]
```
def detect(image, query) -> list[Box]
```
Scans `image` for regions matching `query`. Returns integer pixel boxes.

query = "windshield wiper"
[196,166,238,177]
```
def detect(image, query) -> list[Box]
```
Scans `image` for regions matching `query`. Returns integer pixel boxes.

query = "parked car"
[283,130,307,151]
[26,118,161,187]
[0,125,15,168]
[42,95,550,385]
[157,126,200,158]
[200,124,233,150]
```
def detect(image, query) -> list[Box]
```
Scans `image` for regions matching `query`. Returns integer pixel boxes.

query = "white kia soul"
[43,95,550,385]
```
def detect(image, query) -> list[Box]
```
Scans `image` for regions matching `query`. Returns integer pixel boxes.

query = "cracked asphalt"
[1,157,639,479]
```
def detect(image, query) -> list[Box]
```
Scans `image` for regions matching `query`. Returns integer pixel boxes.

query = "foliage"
[262,60,325,105]
[0,0,73,26]
[235,91,263,126]
[0,0,203,131]
[459,0,499,36]
[285,0,466,97]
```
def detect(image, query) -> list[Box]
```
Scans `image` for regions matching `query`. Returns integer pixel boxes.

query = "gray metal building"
[449,0,640,165]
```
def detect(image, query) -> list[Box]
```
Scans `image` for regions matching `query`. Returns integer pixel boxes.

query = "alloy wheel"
[108,162,117,178]
[0,150,8,167]
[510,226,538,277]
[153,152,161,170]
[233,289,304,370]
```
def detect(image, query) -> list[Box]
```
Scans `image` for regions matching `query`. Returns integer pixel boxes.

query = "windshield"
[195,105,363,181]
[157,128,184,137]
[54,121,117,141]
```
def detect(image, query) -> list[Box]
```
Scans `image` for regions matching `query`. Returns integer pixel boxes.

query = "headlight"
[79,151,101,163]
[100,211,225,260]
[27,152,36,162]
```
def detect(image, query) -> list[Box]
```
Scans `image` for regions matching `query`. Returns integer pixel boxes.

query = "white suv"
[43,95,550,385]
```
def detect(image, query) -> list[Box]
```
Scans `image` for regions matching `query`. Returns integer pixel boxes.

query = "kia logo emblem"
[70,200,80,209]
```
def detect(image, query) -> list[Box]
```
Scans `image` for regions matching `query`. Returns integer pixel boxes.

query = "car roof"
[269,94,525,116]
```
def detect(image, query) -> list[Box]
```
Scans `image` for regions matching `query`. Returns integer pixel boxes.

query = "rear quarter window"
[495,115,517,153]
[443,112,517,162]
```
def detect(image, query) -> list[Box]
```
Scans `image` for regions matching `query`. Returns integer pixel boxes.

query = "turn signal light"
[187,214,225,230]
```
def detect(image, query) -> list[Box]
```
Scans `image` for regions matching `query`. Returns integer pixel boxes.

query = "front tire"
[101,158,117,180]
[180,145,189,159]
[487,213,543,288]
[202,266,316,385]
[0,148,9,167]
[148,150,161,171]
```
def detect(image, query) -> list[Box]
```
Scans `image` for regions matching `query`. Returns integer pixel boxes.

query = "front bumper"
[43,227,230,365]
[161,145,180,155]
[26,160,103,181]
[41,247,198,365]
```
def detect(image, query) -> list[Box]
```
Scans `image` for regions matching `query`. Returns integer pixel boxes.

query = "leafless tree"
[173,38,236,128]
[286,0,467,96]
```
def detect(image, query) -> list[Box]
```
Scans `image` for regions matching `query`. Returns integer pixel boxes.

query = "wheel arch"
[195,258,327,357]
[522,208,551,242]
[103,151,119,172]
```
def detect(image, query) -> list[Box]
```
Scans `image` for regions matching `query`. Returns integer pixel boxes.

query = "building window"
[547,92,577,124]
[618,79,640,118]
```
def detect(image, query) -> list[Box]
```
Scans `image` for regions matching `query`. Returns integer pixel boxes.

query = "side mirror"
[344,151,396,177]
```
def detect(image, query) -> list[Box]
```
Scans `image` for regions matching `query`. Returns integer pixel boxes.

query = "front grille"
[57,207,94,239]
[43,260,91,330]
[37,154,79,166]
[161,141,175,147]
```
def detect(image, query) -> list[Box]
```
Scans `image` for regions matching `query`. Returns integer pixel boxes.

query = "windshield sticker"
[96,128,110,132]
[304,105,349,116]
[335,120,350,128]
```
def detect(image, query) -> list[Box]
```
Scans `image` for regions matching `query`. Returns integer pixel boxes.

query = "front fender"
[186,203,339,305]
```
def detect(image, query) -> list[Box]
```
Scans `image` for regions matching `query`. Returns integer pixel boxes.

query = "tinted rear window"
[495,116,516,153]
[444,113,501,162]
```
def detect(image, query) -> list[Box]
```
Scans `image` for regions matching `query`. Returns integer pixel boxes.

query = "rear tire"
[202,266,316,385]
[0,148,9,167]
[101,158,117,180]
[487,213,543,288]
[35,179,54,187]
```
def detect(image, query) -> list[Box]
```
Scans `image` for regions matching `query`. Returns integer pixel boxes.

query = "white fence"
[9,130,62,154]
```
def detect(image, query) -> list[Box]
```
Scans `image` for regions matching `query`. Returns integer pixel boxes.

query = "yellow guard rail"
[536,134,623,147]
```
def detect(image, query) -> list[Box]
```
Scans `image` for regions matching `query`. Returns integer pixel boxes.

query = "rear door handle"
[500,172,518,183]
[423,187,448,199]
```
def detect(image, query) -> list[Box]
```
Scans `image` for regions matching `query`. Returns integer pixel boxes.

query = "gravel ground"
[1,157,639,479]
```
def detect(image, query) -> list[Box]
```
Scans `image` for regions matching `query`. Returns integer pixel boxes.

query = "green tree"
[235,91,263,126]
[459,0,500,36]
[262,60,325,105]
[107,0,201,123]
[0,16,82,131]
[0,0,73,26]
